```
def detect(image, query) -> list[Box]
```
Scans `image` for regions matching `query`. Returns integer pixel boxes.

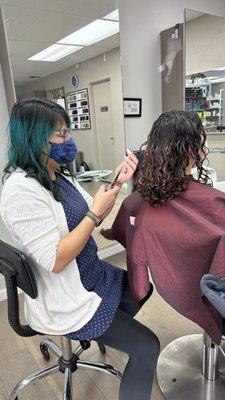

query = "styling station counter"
[207,133,225,182]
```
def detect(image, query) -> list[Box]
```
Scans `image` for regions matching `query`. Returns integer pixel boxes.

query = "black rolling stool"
[0,240,122,400]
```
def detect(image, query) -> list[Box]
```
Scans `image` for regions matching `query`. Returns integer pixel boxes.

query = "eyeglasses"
[54,128,71,140]
[54,129,70,139]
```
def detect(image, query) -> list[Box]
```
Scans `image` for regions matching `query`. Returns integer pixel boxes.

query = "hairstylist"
[1,98,160,400]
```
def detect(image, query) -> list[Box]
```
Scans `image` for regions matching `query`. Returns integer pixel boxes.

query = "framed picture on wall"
[48,87,66,109]
[123,98,142,117]
[66,88,91,130]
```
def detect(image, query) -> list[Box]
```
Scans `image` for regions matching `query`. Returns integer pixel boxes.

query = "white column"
[0,61,13,297]
[0,6,16,298]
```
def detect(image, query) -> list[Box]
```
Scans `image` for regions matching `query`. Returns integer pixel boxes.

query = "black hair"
[136,110,210,206]
[3,97,73,201]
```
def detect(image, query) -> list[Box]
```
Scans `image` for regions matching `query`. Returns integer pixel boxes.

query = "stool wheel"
[98,342,106,354]
[40,343,50,361]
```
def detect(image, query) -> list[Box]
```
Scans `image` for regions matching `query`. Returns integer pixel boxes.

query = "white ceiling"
[185,10,205,22]
[0,0,120,85]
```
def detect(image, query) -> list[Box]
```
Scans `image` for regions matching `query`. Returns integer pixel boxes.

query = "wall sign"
[66,88,91,130]
[124,98,142,117]
[100,106,108,112]
[71,74,79,88]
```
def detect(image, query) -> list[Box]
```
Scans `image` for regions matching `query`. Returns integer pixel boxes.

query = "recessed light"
[27,10,119,63]
[103,9,119,21]
[28,43,83,62]
[213,67,225,71]
[58,19,119,46]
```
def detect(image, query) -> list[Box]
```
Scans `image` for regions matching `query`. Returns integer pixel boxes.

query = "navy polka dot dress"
[56,174,125,340]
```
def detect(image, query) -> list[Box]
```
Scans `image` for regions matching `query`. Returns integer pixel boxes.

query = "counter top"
[206,131,225,135]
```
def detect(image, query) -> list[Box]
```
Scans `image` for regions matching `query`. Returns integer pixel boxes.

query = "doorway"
[92,79,116,170]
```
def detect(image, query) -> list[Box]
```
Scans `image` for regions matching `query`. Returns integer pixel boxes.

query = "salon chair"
[157,304,225,399]
[156,177,225,399]
[0,240,122,400]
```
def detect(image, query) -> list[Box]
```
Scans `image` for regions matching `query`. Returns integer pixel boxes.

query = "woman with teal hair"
[0,97,160,400]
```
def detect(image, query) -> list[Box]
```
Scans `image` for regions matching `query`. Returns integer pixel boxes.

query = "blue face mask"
[49,138,77,165]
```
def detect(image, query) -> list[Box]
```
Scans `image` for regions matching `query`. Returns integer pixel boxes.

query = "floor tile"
[0,250,208,400]
[0,348,57,400]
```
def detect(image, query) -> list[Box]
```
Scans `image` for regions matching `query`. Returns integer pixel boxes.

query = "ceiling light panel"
[209,78,225,83]
[103,9,119,21]
[58,19,119,46]
[28,43,83,62]
[213,67,225,71]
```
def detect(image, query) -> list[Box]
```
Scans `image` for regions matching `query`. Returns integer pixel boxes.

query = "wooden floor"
[0,252,203,400]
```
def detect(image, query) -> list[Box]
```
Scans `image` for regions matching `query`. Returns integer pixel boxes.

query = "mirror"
[185,9,225,181]
[1,0,127,254]
[161,22,184,113]
[185,10,225,132]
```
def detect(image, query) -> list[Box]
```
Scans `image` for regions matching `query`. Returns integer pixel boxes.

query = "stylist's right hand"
[91,184,119,219]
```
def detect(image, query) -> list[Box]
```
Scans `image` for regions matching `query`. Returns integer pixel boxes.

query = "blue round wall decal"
[71,74,79,88]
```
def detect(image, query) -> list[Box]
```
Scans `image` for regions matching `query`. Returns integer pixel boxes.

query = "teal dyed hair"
[3,97,71,201]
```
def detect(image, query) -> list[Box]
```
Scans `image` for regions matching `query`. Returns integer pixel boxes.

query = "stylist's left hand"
[115,152,138,186]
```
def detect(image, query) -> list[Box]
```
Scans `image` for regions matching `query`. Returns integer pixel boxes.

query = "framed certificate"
[124,98,142,117]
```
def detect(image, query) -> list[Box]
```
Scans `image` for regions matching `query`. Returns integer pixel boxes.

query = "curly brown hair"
[136,110,211,206]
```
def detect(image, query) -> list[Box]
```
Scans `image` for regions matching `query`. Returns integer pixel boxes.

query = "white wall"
[0,63,9,178]
[0,61,12,293]
[0,6,17,297]
[16,47,125,169]
[118,0,225,150]
[186,14,225,75]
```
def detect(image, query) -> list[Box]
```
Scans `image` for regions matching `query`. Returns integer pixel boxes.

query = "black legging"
[96,273,160,400]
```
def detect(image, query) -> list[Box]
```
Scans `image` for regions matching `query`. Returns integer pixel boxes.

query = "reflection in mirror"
[185,10,225,132]
[161,22,183,112]
[1,0,126,254]
[185,10,225,181]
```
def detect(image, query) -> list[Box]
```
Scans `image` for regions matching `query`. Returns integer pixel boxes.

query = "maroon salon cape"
[111,181,225,343]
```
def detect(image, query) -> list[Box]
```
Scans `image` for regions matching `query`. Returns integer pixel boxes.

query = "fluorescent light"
[28,11,119,62]
[28,43,83,62]
[209,78,225,83]
[103,9,119,21]
[58,19,119,46]
[212,67,225,71]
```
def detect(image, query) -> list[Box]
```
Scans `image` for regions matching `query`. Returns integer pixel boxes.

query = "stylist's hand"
[115,152,138,186]
[91,184,119,219]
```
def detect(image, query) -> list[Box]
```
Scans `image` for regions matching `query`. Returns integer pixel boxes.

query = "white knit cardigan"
[0,168,102,335]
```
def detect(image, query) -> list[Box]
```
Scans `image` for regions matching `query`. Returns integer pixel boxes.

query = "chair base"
[157,334,225,400]
[9,337,122,400]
